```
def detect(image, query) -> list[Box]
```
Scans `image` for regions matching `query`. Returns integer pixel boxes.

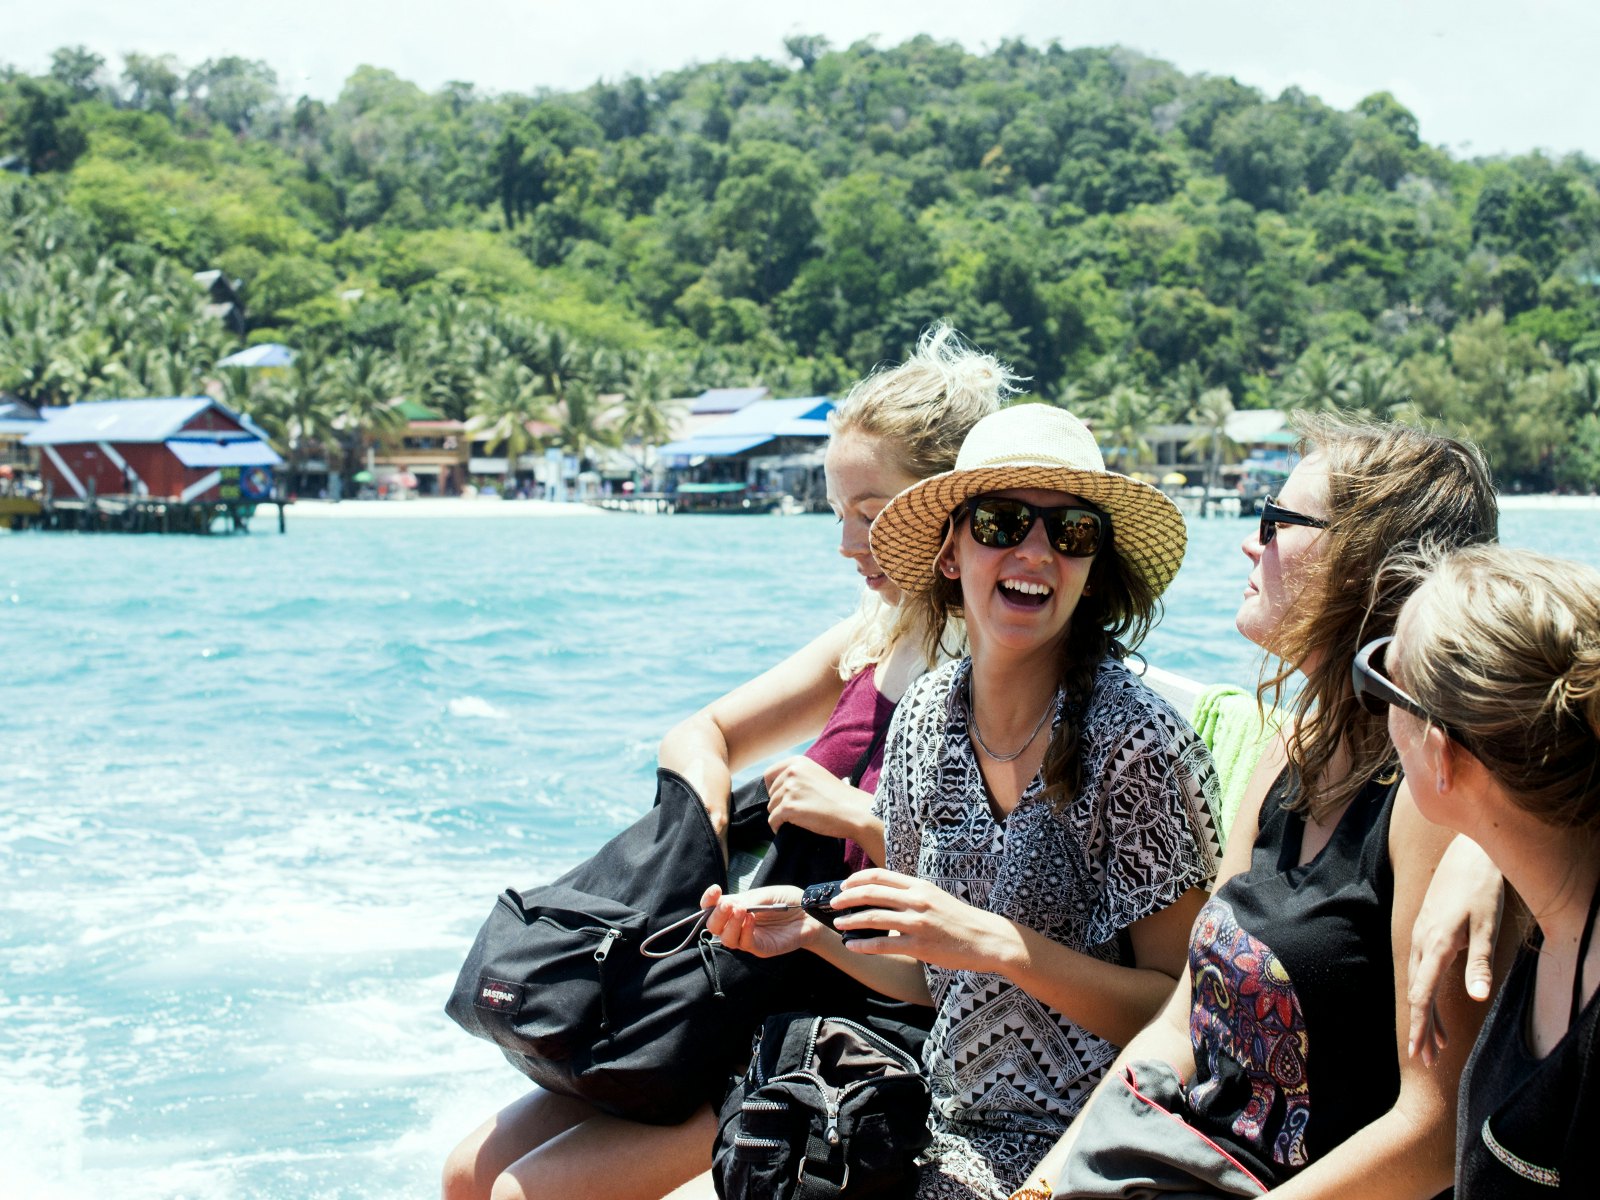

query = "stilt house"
[25,397,282,502]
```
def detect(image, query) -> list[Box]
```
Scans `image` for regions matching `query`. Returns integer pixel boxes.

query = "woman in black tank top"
[1368,546,1600,1197]
[1012,415,1501,1199]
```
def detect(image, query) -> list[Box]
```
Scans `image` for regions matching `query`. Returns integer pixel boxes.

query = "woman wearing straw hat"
[704,403,1222,1200]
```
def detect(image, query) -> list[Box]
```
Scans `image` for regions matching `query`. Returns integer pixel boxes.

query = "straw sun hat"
[869,403,1188,598]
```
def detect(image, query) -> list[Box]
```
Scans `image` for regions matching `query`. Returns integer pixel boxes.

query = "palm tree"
[329,346,405,477]
[1344,357,1404,418]
[1165,361,1208,417]
[615,355,684,473]
[1092,385,1159,473]
[1184,386,1243,508]
[261,354,338,494]
[467,359,549,489]
[555,378,619,472]
[1282,348,1350,412]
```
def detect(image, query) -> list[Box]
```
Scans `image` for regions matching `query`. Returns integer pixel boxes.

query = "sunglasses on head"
[1352,636,1469,746]
[1258,494,1329,547]
[960,495,1108,558]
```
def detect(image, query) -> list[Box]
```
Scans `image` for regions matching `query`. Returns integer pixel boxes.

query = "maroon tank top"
[803,664,897,871]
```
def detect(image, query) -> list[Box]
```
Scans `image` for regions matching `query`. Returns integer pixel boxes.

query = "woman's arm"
[1406,832,1506,1064]
[835,870,1205,1045]
[659,618,853,836]
[1261,786,1494,1200]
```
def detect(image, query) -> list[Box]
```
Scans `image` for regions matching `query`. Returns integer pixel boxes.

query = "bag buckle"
[797,1155,848,1192]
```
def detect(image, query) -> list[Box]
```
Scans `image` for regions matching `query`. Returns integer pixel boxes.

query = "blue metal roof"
[23,397,273,446]
[657,432,773,459]
[696,397,834,437]
[167,439,283,468]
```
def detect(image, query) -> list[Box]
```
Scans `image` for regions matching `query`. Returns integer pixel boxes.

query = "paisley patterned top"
[874,656,1221,1200]
[1183,768,1400,1188]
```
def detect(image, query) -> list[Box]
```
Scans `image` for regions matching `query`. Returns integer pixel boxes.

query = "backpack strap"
[795,1130,850,1200]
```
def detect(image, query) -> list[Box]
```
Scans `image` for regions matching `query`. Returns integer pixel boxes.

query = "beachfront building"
[25,397,282,503]
[658,395,834,510]
[373,399,472,497]
[0,398,44,484]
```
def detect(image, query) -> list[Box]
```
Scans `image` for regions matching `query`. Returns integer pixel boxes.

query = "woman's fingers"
[1463,907,1501,1002]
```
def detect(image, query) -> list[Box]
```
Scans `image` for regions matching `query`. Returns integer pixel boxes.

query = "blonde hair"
[833,324,1018,678]
[1262,413,1498,822]
[1397,545,1600,832]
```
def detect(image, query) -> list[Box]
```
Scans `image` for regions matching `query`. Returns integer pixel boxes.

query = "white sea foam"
[447,695,509,720]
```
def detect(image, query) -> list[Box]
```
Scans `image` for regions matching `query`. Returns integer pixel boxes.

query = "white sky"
[9,0,1598,159]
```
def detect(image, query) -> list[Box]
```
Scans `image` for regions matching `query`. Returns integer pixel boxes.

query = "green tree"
[1183,386,1242,502]
[1089,384,1159,472]
[1281,348,1349,412]
[709,141,821,302]
[3,78,88,173]
[328,346,404,473]
[615,355,684,465]
[467,359,548,485]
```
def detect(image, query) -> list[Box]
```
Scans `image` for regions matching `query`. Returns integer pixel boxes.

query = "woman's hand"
[830,868,1019,975]
[763,755,873,841]
[700,884,817,958]
[1406,835,1505,1065]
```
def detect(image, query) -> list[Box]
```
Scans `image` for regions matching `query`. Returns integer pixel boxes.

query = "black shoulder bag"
[712,1011,932,1200]
[444,733,888,1124]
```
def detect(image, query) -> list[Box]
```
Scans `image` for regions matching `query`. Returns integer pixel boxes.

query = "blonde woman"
[442,326,1012,1200]
[1357,545,1599,1197]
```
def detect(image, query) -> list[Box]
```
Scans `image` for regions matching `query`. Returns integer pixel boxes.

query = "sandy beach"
[286,497,610,519]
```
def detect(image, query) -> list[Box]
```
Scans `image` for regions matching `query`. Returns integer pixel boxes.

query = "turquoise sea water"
[2,508,1596,1198]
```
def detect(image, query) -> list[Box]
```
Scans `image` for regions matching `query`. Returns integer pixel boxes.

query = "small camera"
[800,880,889,942]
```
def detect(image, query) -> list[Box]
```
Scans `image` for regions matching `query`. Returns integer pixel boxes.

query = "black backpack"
[713,1011,932,1200]
[444,768,848,1125]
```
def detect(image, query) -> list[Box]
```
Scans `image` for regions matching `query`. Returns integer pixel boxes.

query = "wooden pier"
[7,495,291,535]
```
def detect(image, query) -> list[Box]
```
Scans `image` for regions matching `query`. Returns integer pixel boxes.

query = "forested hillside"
[3,37,1599,486]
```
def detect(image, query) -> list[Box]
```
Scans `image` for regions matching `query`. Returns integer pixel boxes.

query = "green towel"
[1190,683,1279,850]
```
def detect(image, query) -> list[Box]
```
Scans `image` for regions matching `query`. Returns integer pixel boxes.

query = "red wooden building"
[25,397,282,502]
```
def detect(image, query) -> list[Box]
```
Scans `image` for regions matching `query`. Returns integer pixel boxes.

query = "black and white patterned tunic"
[873,656,1221,1200]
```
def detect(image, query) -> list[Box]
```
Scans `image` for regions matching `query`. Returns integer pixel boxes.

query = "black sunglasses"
[1352,636,1469,746]
[961,496,1108,558]
[1258,494,1329,547]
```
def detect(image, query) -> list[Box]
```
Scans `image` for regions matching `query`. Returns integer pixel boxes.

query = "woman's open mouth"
[998,579,1052,608]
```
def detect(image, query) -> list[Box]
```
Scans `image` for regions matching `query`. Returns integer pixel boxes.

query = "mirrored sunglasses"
[963,496,1107,559]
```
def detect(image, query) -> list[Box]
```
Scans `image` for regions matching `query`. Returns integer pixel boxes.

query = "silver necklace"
[968,682,1060,762]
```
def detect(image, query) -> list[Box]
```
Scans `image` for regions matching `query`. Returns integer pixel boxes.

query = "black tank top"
[1457,885,1600,1197]
[1182,768,1400,1187]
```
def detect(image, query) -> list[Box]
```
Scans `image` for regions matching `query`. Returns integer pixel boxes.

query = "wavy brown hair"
[1396,545,1600,834]
[917,504,1159,812]
[1263,413,1498,822]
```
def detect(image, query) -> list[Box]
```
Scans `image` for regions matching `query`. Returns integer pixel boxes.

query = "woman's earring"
[942,563,959,578]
